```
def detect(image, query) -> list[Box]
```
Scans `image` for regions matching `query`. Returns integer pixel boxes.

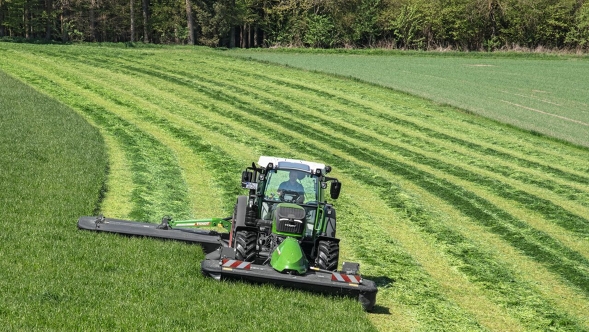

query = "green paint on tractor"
[270,237,309,274]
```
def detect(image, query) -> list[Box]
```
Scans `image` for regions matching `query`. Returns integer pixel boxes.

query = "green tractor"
[78,156,377,310]
[230,156,342,274]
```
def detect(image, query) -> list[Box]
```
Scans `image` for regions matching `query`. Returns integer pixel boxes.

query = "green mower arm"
[162,217,232,230]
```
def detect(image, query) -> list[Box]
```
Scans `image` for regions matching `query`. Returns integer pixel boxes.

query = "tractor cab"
[259,164,319,238]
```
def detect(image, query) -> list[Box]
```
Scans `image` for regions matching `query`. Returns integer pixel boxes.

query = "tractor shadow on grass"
[366,274,394,288]
[370,305,391,315]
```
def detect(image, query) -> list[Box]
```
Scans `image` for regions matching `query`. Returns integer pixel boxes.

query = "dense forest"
[1,0,589,51]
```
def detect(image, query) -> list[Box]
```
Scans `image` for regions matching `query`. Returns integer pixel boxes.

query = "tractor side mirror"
[330,181,341,199]
[241,171,253,188]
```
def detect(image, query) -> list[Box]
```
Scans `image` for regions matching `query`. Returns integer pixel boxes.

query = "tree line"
[1,0,589,51]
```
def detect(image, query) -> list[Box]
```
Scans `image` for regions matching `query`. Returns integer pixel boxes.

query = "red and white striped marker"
[221,258,251,270]
[331,272,361,284]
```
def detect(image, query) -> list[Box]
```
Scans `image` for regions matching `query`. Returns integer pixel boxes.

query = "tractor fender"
[233,195,248,229]
[323,204,337,238]
[233,195,258,231]
[231,195,258,249]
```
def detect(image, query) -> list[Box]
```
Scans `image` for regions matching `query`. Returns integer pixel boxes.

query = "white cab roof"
[258,156,326,174]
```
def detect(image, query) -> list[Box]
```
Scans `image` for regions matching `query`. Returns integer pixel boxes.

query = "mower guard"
[77,216,227,253]
[201,249,378,311]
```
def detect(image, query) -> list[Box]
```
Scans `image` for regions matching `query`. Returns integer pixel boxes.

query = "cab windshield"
[264,169,317,203]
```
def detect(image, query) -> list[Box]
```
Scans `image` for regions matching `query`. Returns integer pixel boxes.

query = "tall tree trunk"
[44,0,52,40]
[257,28,263,47]
[24,4,29,39]
[0,0,5,37]
[59,5,66,43]
[253,27,257,47]
[243,24,248,48]
[185,0,194,45]
[249,25,253,48]
[60,0,66,42]
[142,0,149,43]
[90,0,96,41]
[229,0,235,47]
[130,0,134,42]
[101,13,106,41]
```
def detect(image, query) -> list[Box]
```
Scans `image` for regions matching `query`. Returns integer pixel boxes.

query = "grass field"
[0,48,374,331]
[1,43,589,331]
[232,49,589,148]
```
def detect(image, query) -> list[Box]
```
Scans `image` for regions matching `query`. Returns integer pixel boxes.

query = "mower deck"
[201,252,377,311]
[78,215,378,310]
[77,216,228,253]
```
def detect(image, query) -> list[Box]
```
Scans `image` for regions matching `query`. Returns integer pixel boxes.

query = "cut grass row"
[102,46,584,312]
[20,44,588,326]
[99,51,589,244]
[2,43,589,330]
[131,51,583,201]
[1,45,482,330]
[96,47,588,326]
[103,47,588,330]
[0,49,375,330]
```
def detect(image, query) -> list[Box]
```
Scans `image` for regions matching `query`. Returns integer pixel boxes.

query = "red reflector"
[221,258,251,270]
[331,272,361,284]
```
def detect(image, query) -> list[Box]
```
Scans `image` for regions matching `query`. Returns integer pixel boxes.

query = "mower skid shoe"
[201,259,378,311]
[78,216,226,253]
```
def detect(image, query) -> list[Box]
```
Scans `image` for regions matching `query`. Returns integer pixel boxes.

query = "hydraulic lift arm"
[156,216,232,230]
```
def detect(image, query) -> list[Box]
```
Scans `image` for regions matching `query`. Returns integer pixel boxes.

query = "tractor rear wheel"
[316,240,339,271]
[235,230,257,262]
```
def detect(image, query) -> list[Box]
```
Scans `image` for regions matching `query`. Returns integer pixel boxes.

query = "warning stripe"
[331,272,361,284]
[221,259,251,270]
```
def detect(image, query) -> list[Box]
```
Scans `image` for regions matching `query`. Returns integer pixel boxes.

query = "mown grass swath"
[1,43,589,331]
[0,48,376,331]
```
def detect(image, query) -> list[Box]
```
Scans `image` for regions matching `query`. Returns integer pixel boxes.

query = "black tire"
[315,240,339,271]
[235,230,257,262]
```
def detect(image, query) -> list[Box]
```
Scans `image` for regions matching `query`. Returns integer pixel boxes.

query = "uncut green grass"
[232,49,589,148]
[2,43,589,331]
[0,68,374,330]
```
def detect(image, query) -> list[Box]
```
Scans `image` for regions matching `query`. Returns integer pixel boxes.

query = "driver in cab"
[278,170,305,199]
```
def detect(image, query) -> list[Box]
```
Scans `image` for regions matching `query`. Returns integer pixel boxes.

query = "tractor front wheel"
[316,240,339,271]
[235,230,257,262]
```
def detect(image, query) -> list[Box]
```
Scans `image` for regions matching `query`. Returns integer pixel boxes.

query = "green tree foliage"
[304,13,335,48]
[150,0,187,44]
[1,0,589,50]
[389,3,426,49]
[566,1,589,50]
[262,0,312,46]
[349,0,382,46]
[501,0,577,48]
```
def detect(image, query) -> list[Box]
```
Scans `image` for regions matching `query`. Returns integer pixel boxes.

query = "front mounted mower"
[78,156,377,310]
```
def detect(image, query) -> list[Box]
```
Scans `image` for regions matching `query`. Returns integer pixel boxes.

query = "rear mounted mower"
[78,156,378,311]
